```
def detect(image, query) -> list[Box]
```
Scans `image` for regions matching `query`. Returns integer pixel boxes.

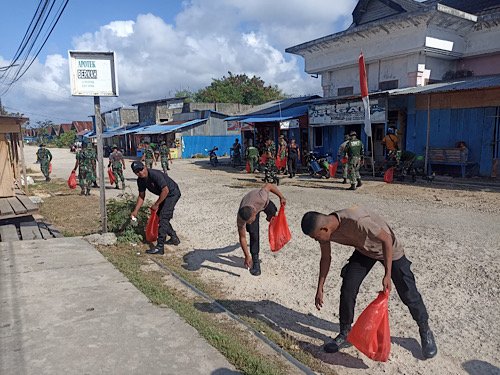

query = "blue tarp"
[136,119,208,134]
[182,135,239,159]
[227,104,309,123]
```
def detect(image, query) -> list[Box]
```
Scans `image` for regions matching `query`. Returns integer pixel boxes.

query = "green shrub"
[107,193,153,243]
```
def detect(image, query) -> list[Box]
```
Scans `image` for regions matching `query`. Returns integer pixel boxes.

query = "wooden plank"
[37,222,52,240]
[16,195,38,212]
[7,197,27,215]
[0,198,14,216]
[44,221,64,238]
[19,221,42,240]
[15,188,26,195]
[0,225,20,242]
[0,135,15,197]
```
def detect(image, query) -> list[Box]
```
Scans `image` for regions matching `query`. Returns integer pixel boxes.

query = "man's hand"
[382,275,392,293]
[315,288,324,310]
[280,197,286,206]
[72,169,76,173]
[244,255,252,269]
[130,210,138,219]
[361,159,365,166]
[151,204,159,211]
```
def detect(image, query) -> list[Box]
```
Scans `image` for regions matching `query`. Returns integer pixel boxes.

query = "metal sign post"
[68,51,118,234]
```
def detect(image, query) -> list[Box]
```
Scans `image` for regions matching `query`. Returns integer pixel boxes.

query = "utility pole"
[94,96,107,233]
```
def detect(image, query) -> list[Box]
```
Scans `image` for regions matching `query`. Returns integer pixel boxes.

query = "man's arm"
[237,224,252,269]
[72,158,79,172]
[151,186,169,211]
[376,229,393,292]
[121,157,126,169]
[263,183,286,206]
[48,150,53,162]
[131,191,146,218]
[316,241,332,310]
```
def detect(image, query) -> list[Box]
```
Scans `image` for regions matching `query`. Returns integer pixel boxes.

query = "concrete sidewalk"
[0,237,238,375]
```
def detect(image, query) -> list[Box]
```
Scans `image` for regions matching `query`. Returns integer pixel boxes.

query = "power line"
[4,106,78,122]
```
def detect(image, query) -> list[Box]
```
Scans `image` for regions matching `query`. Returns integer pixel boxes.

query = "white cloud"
[1,1,357,123]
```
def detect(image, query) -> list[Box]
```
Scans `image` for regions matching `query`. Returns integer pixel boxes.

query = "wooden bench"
[428,148,474,178]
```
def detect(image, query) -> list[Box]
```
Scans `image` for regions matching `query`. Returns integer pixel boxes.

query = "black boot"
[93,182,99,188]
[46,177,51,182]
[324,325,352,353]
[146,241,165,255]
[85,188,91,196]
[249,254,261,276]
[342,178,347,184]
[114,184,120,189]
[357,179,363,187]
[166,235,180,246]
[418,322,437,359]
[347,184,356,191]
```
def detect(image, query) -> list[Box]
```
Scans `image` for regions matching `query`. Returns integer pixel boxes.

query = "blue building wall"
[183,135,240,158]
[406,103,497,176]
[313,125,366,158]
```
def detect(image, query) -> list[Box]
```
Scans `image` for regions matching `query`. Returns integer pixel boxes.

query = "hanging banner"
[280,119,300,129]
[227,121,253,131]
[309,99,386,126]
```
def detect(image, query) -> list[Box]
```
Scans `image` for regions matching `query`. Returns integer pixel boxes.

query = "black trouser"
[339,250,429,329]
[156,189,181,244]
[245,201,277,257]
[288,155,298,176]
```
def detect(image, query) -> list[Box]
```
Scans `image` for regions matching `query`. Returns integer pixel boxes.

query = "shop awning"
[136,118,208,134]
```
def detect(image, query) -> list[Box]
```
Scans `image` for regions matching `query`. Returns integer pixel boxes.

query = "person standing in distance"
[287,139,300,178]
[36,143,52,181]
[159,141,172,175]
[237,183,286,276]
[140,141,156,169]
[130,161,181,255]
[345,131,364,190]
[301,207,437,358]
[108,145,126,190]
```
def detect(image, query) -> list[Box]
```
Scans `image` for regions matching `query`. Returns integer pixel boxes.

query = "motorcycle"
[206,147,218,167]
[305,151,330,178]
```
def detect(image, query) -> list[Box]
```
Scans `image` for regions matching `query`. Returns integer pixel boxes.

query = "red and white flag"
[359,52,372,137]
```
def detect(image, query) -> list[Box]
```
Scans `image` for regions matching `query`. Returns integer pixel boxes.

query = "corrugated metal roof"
[136,118,208,135]
[388,75,500,96]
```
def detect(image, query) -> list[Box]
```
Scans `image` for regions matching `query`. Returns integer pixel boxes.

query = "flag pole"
[358,51,375,177]
[370,135,375,177]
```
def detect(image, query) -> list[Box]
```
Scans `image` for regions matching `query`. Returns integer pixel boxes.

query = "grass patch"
[100,246,287,375]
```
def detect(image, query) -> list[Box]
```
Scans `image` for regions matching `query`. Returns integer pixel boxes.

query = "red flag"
[359,52,372,137]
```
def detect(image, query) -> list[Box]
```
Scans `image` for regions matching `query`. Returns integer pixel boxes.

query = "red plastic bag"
[329,161,338,177]
[347,291,391,362]
[145,208,159,242]
[108,167,116,185]
[246,161,251,173]
[281,157,287,169]
[49,163,52,173]
[67,171,77,189]
[260,154,268,164]
[268,205,292,252]
[384,168,394,183]
[340,157,348,164]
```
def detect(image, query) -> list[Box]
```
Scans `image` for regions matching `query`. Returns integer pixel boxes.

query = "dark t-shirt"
[137,169,179,196]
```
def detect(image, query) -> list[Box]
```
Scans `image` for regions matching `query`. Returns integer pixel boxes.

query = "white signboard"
[280,119,300,130]
[168,101,184,109]
[227,121,253,131]
[68,51,118,96]
[309,99,385,126]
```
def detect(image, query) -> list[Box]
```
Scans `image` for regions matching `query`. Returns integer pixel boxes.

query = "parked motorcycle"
[305,151,330,178]
[206,147,218,167]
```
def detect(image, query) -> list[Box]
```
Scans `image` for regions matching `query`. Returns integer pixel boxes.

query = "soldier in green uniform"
[140,141,156,169]
[345,131,364,191]
[390,149,417,180]
[90,144,99,188]
[159,141,171,175]
[73,142,96,196]
[277,135,288,175]
[337,134,350,184]
[263,138,279,185]
[245,144,259,173]
[108,145,126,189]
[36,144,52,181]
[231,138,242,167]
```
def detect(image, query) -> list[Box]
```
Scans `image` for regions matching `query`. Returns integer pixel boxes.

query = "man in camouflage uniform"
[263,138,279,185]
[36,144,52,181]
[140,141,156,169]
[159,141,171,175]
[245,144,259,173]
[231,138,242,167]
[91,144,99,188]
[337,134,350,184]
[108,145,126,190]
[73,142,96,196]
[277,135,287,175]
[345,131,364,191]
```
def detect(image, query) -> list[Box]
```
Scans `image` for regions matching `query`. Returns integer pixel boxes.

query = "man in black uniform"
[130,161,181,255]
[287,139,300,178]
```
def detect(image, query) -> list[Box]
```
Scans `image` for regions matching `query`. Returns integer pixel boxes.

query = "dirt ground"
[26,145,500,375]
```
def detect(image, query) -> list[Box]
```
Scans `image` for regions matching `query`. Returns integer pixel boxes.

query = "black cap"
[349,131,357,136]
[131,161,145,173]
[112,144,118,149]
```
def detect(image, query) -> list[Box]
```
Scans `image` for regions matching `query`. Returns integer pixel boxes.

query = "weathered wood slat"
[37,222,52,240]
[44,221,64,238]
[0,198,14,216]
[6,197,27,215]
[16,195,38,212]
[19,221,42,240]
[0,225,20,242]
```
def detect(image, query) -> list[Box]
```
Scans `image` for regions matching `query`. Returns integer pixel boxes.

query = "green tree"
[55,130,76,148]
[35,120,54,142]
[174,89,195,102]
[194,72,287,105]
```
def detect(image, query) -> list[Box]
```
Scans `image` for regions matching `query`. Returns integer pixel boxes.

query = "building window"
[379,80,398,91]
[338,86,354,96]
[314,127,323,147]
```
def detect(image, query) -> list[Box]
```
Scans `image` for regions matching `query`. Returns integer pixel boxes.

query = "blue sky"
[0,0,357,124]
